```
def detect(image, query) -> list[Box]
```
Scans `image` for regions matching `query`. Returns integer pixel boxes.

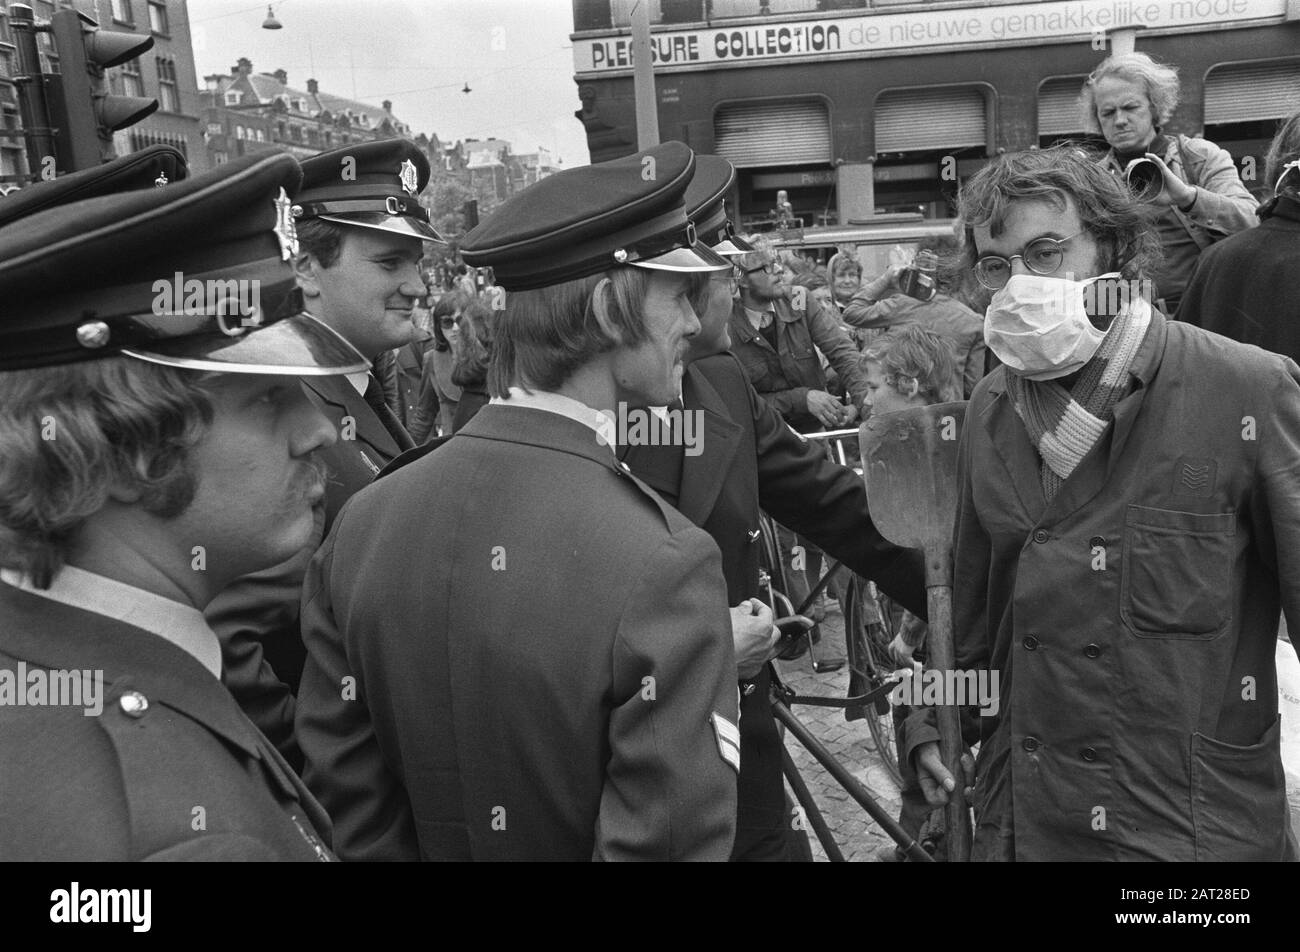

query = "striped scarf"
[1004,296,1151,501]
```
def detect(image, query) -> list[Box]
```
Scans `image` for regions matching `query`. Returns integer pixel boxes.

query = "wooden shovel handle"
[925,582,973,862]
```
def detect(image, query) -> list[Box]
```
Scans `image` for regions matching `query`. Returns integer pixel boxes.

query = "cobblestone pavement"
[773,603,904,863]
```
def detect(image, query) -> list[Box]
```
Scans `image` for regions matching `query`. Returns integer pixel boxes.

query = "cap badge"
[154,171,169,187]
[273,187,299,261]
[399,159,419,196]
[76,321,111,350]
[613,248,629,264]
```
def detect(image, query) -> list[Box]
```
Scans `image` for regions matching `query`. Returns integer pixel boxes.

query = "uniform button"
[1022,635,1039,650]
[1089,536,1106,548]
[119,691,149,717]
[1032,529,1049,544]
[1081,747,1098,762]
[1022,736,1040,752]
[1084,643,1102,658]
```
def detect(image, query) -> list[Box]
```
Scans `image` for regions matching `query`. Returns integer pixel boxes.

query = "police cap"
[0,151,367,375]
[294,138,442,242]
[685,154,753,258]
[0,145,186,231]
[459,141,730,291]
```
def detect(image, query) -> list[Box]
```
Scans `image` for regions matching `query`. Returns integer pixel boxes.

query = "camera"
[1124,157,1165,202]
[898,250,938,302]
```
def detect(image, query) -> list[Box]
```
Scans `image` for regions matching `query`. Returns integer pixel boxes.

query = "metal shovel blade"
[860,402,966,574]
[860,401,972,862]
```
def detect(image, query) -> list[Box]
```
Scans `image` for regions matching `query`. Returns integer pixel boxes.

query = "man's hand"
[732,599,780,680]
[806,389,845,428]
[1140,152,1197,209]
[888,632,917,668]
[915,742,976,807]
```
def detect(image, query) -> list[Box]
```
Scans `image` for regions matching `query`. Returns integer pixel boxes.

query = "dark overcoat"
[623,353,927,860]
[294,403,741,861]
[0,583,333,860]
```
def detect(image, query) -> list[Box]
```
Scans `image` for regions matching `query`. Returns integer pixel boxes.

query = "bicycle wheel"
[844,574,904,788]
[756,513,789,608]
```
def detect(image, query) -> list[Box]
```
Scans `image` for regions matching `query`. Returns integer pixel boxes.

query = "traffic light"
[47,9,156,170]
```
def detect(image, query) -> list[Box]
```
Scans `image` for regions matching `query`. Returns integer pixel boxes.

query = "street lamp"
[262,4,282,30]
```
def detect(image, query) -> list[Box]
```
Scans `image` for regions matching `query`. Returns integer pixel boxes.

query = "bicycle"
[753,427,930,860]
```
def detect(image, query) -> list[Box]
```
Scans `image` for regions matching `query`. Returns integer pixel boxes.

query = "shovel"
[860,401,972,863]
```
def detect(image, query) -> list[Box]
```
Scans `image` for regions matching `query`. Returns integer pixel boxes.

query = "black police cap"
[0,151,367,375]
[459,141,728,291]
[0,144,186,231]
[684,154,753,258]
[295,138,442,242]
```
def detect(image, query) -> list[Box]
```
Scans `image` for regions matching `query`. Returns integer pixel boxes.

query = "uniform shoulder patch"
[711,711,741,774]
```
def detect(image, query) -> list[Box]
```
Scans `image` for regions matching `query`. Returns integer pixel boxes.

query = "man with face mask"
[908,145,1300,861]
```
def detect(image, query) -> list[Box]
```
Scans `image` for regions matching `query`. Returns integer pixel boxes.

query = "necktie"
[363,374,415,452]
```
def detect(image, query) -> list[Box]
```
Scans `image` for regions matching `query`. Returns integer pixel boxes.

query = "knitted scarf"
[1003,296,1151,501]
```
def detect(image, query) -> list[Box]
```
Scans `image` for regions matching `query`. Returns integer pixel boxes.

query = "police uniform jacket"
[904,310,1300,861]
[622,353,927,860]
[294,401,740,861]
[0,580,333,860]
[206,372,412,757]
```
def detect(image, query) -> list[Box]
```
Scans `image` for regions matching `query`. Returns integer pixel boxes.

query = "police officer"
[207,138,444,755]
[0,151,369,860]
[295,141,742,861]
[619,154,928,860]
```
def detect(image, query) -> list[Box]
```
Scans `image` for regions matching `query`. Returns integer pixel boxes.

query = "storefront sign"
[574,0,1279,75]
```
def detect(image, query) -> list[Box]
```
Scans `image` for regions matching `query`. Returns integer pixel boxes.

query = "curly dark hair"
[955,144,1163,284]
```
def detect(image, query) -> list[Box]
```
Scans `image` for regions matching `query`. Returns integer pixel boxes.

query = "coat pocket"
[1120,504,1235,639]
[1190,716,1288,861]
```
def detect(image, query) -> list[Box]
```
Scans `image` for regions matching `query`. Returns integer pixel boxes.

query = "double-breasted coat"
[0,582,333,860]
[294,403,740,861]
[905,310,1300,860]
[622,353,927,860]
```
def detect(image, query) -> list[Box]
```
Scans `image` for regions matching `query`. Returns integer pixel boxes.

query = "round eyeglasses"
[973,232,1083,290]
[742,261,780,276]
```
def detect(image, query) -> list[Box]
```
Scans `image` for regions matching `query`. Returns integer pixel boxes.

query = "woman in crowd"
[450,298,495,433]
[1082,51,1256,313]
[409,291,467,444]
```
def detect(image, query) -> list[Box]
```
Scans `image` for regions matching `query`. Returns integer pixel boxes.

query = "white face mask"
[985,272,1121,381]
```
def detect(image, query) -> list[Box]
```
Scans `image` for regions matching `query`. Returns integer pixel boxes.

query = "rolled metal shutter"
[714,99,831,168]
[1038,76,1089,136]
[875,87,986,153]
[1205,60,1300,125]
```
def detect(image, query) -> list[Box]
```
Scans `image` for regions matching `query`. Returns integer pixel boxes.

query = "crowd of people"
[1,49,1298,862]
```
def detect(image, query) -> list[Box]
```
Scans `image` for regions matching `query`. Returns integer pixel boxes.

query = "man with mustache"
[0,152,368,859]
[206,139,443,759]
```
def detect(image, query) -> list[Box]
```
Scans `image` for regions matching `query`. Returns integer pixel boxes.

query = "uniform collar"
[490,386,614,454]
[0,564,221,678]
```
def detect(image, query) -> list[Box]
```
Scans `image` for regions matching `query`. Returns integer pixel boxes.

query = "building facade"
[571,0,1300,228]
[0,0,204,185]
[199,59,414,167]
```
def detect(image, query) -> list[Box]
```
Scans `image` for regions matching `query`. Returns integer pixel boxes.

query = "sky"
[187,0,591,167]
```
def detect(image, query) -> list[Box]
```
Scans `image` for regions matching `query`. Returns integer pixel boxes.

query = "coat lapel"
[980,376,1047,524]
[675,364,743,526]
[301,374,401,460]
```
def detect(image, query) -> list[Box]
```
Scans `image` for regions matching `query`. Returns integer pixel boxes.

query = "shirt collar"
[0,565,222,679]
[489,387,614,454]
[744,304,775,330]
[346,370,371,396]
